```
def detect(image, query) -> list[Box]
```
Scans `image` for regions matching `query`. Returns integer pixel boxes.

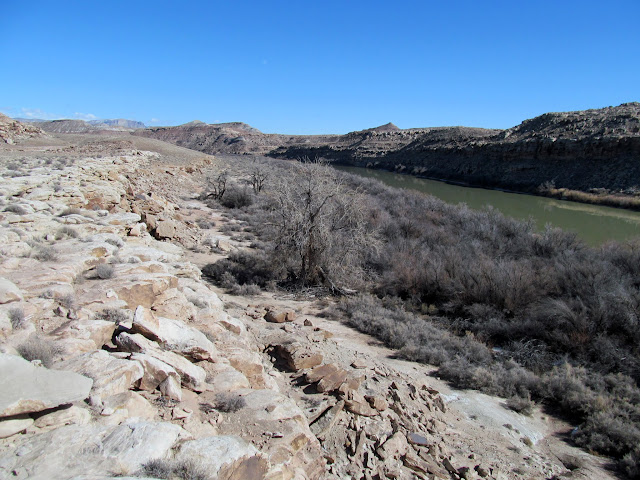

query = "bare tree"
[268,159,378,291]
[203,171,228,200]
[248,160,268,194]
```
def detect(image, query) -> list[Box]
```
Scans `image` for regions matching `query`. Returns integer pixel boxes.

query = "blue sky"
[1,1,638,134]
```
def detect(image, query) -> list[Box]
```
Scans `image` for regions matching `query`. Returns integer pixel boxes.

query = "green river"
[337,166,640,246]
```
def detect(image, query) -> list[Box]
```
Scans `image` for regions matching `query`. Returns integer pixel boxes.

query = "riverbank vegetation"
[202,156,640,478]
[538,181,640,211]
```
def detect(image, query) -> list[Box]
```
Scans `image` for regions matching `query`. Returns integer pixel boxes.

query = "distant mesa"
[16,118,147,134]
[369,122,400,132]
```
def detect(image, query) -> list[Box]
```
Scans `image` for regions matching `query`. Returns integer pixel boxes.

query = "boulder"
[155,219,179,239]
[130,353,180,391]
[0,353,92,417]
[55,350,143,397]
[115,332,206,391]
[274,343,322,372]
[377,432,408,460]
[264,309,296,323]
[174,436,263,477]
[131,306,217,362]
[0,277,23,304]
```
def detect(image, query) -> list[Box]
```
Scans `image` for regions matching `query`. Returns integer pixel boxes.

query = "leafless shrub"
[4,204,28,215]
[58,207,82,217]
[17,336,61,367]
[96,264,115,279]
[9,307,26,329]
[32,246,58,262]
[96,308,129,324]
[55,226,79,239]
[214,392,246,413]
[138,458,209,480]
[506,395,534,416]
[57,293,76,310]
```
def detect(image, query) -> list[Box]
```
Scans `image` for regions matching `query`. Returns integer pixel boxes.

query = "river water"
[337,166,640,246]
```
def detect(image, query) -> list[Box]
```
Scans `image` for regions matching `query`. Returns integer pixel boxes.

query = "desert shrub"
[55,226,79,239]
[58,207,82,217]
[229,283,262,296]
[57,293,76,310]
[105,237,124,248]
[17,336,61,367]
[139,458,173,478]
[138,458,209,480]
[4,204,28,215]
[506,394,535,416]
[96,308,129,324]
[214,392,246,413]
[219,185,254,209]
[96,264,115,279]
[32,246,58,262]
[196,218,215,229]
[8,307,26,329]
[202,250,278,289]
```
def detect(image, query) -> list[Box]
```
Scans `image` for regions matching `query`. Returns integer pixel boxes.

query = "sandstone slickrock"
[0,421,186,479]
[0,278,23,304]
[54,350,143,397]
[0,353,93,417]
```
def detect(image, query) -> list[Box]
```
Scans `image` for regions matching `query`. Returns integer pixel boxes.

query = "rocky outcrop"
[0,114,45,144]
[135,102,640,193]
[18,118,146,134]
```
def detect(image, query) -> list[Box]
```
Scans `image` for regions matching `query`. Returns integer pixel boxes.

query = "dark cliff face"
[133,103,640,192]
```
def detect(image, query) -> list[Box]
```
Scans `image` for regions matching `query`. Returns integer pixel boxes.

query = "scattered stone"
[264,309,296,323]
[345,391,379,417]
[303,319,313,327]
[310,400,345,440]
[365,395,388,411]
[351,358,368,369]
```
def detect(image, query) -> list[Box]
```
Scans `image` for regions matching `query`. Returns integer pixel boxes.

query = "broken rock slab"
[54,350,143,397]
[0,353,93,417]
[131,305,217,362]
[0,415,33,438]
[115,332,206,391]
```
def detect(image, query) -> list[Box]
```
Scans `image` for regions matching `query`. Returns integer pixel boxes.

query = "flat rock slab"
[0,421,186,480]
[0,353,93,417]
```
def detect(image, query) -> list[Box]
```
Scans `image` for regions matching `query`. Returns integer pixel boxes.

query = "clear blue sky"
[2,1,638,134]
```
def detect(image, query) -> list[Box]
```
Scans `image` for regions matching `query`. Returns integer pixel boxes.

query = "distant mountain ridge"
[16,118,146,133]
[133,103,640,193]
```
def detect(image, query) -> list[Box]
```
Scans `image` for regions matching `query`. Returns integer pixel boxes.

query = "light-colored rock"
[51,319,116,350]
[0,415,33,438]
[114,274,178,309]
[345,391,379,417]
[33,405,91,430]
[204,363,250,393]
[150,288,197,321]
[0,353,93,417]
[155,219,179,239]
[0,277,23,304]
[264,309,296,323]
[115,332,206,391]
[159,375,182,401]
[54,350,143,397]
[377,431,408,460]
[130,352,180,391]
[275,343,323,371]
[99,391,157,425]
[0,421,187,479]
[106,212,141,226]
[128,222,147,236]
[174,436,262,477]
[132,306,217,361]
